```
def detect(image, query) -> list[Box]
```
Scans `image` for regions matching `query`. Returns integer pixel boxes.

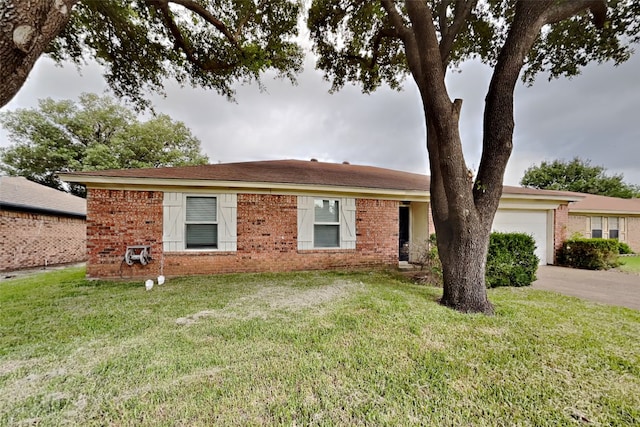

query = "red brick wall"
[553,204,569,263]
[86,190,399,279]
[86,189,163,278]
[0,209,86,271]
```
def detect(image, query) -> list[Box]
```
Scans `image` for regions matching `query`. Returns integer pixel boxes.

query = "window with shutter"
[185,196,218,249]
[314,199,340,248]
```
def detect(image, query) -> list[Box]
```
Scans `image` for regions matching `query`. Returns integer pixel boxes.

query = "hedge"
[486,232,539,288]
[558,238,621,270]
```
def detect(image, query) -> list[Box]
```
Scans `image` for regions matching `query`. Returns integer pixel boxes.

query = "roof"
[568,192,640,215]
[59,159,430,191]
[0,176,86,217]
[58,159,581,202]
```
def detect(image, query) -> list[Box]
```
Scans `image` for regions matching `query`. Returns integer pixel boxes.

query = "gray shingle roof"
[0,176,86,217]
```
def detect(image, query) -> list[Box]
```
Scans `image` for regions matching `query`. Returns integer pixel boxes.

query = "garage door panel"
[493,210,547,265]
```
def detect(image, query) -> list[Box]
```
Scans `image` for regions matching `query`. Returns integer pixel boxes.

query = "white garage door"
[492,210,548,265]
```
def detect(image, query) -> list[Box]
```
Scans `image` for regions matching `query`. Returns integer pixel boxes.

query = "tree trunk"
[0,0,78,108]
[424,109,495,315]
[438,217,493,313]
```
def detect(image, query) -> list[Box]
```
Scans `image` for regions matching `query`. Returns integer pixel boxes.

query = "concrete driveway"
[533,265,640,310]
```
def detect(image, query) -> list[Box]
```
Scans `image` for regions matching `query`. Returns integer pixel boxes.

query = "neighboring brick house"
[0,176,86,271]
[566,193,640,252]
[59,160,580,279]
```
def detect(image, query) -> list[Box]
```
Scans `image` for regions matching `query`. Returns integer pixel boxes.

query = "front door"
[399,205,410,261]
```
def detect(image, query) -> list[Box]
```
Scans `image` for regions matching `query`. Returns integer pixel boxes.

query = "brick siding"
[86,189,163,278]
[86,190,399,279]
[0,209,86,271]
[553,204,570,263]
[625,217,640,252]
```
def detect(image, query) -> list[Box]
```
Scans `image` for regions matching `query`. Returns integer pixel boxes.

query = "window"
[591,216,602,238]
[163,193,237,252]
[314,199,340,248]
[297,196,356,250]
[185,196,218,249]
[608,217,619,239]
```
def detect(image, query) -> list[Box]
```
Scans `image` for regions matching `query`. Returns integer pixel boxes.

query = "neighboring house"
[567,193,640,252]
[59,159,582,279]
[0,176,87,272]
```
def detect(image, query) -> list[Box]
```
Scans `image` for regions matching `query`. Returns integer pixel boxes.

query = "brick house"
[0,176,86,271]
[566,193,640,252]
[59,159,581,279]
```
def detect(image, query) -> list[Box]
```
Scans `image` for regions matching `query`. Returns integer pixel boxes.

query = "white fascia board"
[500,193,583,203]
[58,174,430,202]
[569,209,640,216]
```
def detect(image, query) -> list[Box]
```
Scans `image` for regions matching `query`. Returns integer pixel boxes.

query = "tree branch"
[437,0,451,40]
[146,0,242,72]
[475,1,553,218]
[439,0,477,67]
[165,0,241,49]
[380,0,412,41]
[543,0,606,28]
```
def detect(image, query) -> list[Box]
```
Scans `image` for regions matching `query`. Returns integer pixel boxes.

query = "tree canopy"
[0,93,208,197]
[308,0,640,313]
[520,157,640,198]
[1,0,304,109]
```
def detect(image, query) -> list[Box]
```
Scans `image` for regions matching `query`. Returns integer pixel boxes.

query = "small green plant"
[486,232,539,288]
[411,234,442,277]
[558,238,621,270]
[617,241,634,255]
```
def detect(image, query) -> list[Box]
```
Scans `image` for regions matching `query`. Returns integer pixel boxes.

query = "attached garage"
[492,209,552,265]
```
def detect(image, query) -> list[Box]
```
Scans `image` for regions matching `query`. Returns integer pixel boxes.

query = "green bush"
[486,233,539,288]
[558,238,621,270]
[617,241,634,255]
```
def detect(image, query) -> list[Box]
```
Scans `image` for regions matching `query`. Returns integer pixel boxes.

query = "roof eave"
[58,174,430,201]
[569,208,640,215]
[0,201,86,218]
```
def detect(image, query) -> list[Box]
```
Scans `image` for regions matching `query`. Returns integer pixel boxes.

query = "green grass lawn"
[1,268,639,426]
[619,255,640,273]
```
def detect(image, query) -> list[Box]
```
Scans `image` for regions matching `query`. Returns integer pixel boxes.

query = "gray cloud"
[2,50,639,187]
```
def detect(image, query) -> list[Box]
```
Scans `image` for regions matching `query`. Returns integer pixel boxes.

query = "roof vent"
[342,161,350,165]
[310,158,318,162]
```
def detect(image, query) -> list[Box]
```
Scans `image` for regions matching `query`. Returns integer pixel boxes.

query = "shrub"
[486,232,539,288]
[617,241,634,255]
[411,234,442,277]
[558,238,621,270]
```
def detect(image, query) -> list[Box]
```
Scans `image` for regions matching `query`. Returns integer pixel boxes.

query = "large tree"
[521,157,640,198]
[308,0,639,313]
[0,0,303,109]
[0,93,208,197]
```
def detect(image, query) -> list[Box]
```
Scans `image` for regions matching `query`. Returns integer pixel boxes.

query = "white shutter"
[297,196,314,250]
[340,197,356,249]
[218,193,237,251]
[163,192,184,252]
[620,217,627,242]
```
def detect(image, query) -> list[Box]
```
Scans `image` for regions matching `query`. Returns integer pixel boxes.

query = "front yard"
[1,268,638,425]
[619,255,640,274]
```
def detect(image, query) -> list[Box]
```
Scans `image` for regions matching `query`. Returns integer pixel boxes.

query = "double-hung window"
[314,199,340,248]
[608,217,619,239]
[591,216,603,238]
[297,196,356,250]
[185,196,218,249]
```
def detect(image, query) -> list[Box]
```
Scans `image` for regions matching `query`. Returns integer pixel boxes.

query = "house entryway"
[399,205,410,261]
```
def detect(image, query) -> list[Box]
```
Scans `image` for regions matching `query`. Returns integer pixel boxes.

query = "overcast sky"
[1,42,639,187]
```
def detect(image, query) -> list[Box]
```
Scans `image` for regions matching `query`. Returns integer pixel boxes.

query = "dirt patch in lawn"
[176,279,364,325]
